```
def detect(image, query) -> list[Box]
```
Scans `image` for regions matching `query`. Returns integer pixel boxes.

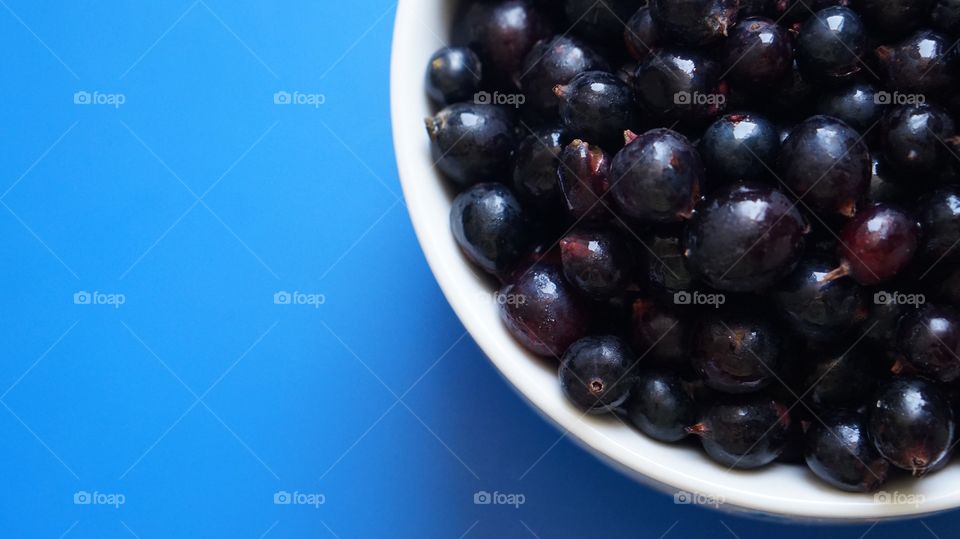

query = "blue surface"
[0,1,956,537]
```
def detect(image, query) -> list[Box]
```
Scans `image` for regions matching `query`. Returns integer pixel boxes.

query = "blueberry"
[805,410,890,492]
[425,103,517,187]
[426,47,483,105]
[499,263,591,357]
[831,203,921,285]
[721,17,793,89]
[519,36,610,116]
[633,49,726,125]
[692,312,784,394]
[897,306,960,383]
[649,0,739,46]
[699,112,780,183]
[684,183,809,292]
[815,82,884,133]
[918,187,960,263]
[876,30,958,97]
[774,253,869,342]
[464,0,553,86]
[869,376,956,475]
[879,104,956,176]
[450,183,531,278]
[559,335,636,413]
[778,115,871,218]
[557,139,612,222]
[564,0,636,46]
[796,7,868,81]
[560,228,632,298]
[513,127,567,213]
[626,369,696,442]
[556,71,637,149]
[624,7,661,61]
[609,128,703,224]
[688,396,792,469]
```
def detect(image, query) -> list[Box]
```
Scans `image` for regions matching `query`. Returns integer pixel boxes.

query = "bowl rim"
[388,0,960,522]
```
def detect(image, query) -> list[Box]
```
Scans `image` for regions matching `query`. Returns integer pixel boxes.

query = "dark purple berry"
[557,139,611,221]
[692,313,784,394]
[649,0,739,46]
[869,376,955,475]
[830,203,920,285]
[556,71,637,149]
[450,183,531,278]
[519,36,610,116]
[774,254,868,342]
[465,0,553,86]
[560,228,632,298]
[499,263,591,357]
[559,335,636,412]
[630,299,691,369]
[876,30,958,97]
[805,410,890,492]
[644,233,697,300]
[626,369,696,442]
[513,127,567,213]
[778,115,871,218]
[918,187,960,262]
[815,82,884,133]
[687,396,792,469]
[633,49,726,124]
[879,104,956,177]
[624,7,661,61]
[425,103,517,187]
[796,7,868,81]
[684,183,809,292]
[932,0,960,34]
[867,155,910,204]
[700,112,780,183]
[609,128,703,224]
[855,0,937,40]
[721,17,793,89]
[804,348,878,410]
[897,306,960,383]
[426,47,483,105]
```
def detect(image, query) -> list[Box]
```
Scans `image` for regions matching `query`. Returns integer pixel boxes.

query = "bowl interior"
[389,0,960,521]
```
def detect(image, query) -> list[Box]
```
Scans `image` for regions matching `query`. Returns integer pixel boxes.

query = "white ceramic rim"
[389,0,960,522]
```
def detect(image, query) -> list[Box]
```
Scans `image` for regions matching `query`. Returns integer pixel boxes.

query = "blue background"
[0,1,955,537]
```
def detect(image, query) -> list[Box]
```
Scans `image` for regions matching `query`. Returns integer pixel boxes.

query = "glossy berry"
[721,17,793,89]
[699,113,780,183]
[512,127,567,213]
[556,71,637,149]
[684,183,808,292]
[629,299,692,369]
[520,36,610,116]
[830,203,920,285]
[624,7,660,61]
[649,0,739,46]
[815,82,884,133]
[609,129,703,224]
[426,47,483,105]
[897,306,960,383]
[560,229,632,298]
[803,348,878,409]
[876,30,957,97]
[450,183,531,278]
[563,0,635,45]
[778,115,871,218]
[869,376,956,475]
[805,410,890,492]
[499,263,590,357]
[692,313,784,394]
[633,49,725,124]
[918,188,960,262]
[559,335,636,413]
[425,103,517,187]
[774,254,868,342]
[796,7,867,81]
[687,396,792,469]
[856,0,937,40]
[879,104,957,176]
[626,369,696,442]
[557,139,611,221]
[464,0,553,85]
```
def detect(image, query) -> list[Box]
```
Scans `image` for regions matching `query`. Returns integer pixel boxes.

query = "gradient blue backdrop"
[0,1,954,537]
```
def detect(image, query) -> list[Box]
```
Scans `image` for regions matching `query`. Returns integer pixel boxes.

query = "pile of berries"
[424,0,960,492]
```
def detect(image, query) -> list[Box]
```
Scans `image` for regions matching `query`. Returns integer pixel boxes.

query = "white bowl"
[389,0,960,521]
